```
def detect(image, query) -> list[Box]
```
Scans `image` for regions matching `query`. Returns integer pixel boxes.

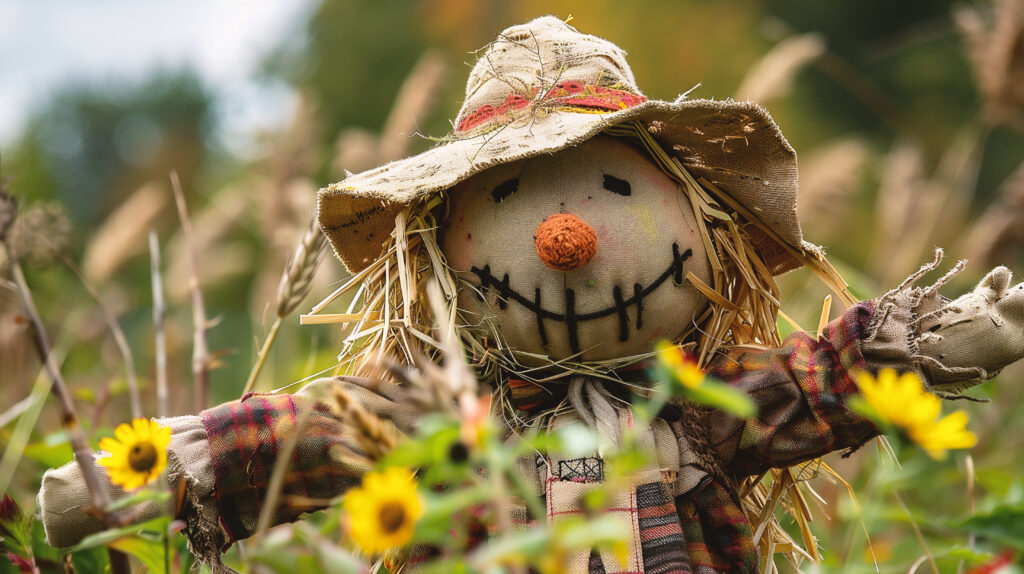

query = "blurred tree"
[5,70,213,228]
[262,0,431,156]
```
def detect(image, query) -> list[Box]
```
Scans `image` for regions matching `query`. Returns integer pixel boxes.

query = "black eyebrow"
[491,177,519,202]
[603,174,631,196]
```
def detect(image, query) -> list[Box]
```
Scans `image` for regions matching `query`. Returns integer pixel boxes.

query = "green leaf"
[293,525,363,574]
[106,489,171,512]
[21,440,72,469]
[681,380,756,418]
[937,547,994,565]
[948,504,1024,550]
[67,546,109,574]
[67,516,170,553]
[110,531,169,574]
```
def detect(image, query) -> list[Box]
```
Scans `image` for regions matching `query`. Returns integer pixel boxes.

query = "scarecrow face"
[442,136,712,362]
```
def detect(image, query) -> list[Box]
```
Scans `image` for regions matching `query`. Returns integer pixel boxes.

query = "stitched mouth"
[470,243,693,355]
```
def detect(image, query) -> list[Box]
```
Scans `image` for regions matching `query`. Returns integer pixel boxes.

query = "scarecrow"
[40,16,1024,574]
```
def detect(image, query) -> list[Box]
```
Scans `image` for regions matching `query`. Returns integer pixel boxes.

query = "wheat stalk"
[242,214,326,395]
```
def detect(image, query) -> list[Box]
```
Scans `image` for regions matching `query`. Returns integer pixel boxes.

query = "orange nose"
[534,213,598,271]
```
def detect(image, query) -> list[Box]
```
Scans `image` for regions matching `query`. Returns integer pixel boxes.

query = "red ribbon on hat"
[456,81,647,133]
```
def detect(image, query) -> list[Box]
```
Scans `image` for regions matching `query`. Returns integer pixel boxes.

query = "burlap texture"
[916,266,1024,391]
[38,415,218,550]
[442,136,713,361]
[318,16,807,275]
[863,252,1024,395]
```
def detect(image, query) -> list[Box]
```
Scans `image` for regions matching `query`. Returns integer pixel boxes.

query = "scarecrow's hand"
[39,415,209,550]
[916,267,1024,394]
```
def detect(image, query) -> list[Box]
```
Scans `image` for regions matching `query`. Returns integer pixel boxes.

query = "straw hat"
[318,16,814,275]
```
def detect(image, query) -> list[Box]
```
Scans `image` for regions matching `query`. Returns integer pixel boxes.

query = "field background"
[2,0,1024,572]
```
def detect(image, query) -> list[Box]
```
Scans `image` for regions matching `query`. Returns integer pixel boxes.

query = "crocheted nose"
[534,213,598,271]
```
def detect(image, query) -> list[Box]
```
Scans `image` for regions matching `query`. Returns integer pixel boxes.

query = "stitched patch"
[557,457,604,482]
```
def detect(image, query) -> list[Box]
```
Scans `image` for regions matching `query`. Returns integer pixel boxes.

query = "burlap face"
[442,136,712,362]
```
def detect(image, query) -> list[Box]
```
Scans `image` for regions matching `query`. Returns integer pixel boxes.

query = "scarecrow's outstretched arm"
[39,378,407,568]
[702,302,880,478]
[702,258,1024,479]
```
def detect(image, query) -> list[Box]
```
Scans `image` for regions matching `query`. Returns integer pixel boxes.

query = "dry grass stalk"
[0,190,131,574]
[149,231,169,418]
[894,490,939,574]
[82,182,168,283]
[873,141,926,273]
[955,0,1024,128]
[168,243,252,302]
[964,161,1024,266]
[874,133,983,286]
[165,185,250,301]
[60,254,143,419]
[734,33,826,102]
[170,171,211,412]
[796,138,869,239]
[379,50,448,163]
[242,215,327,395]
[333,50,448,177]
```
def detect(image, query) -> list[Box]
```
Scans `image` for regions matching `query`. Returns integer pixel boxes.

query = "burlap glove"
[916,266,1024,392]
[864,251,1024,397]
[38,415,216,549]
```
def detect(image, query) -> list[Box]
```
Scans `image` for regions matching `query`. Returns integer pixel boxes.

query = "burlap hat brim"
[318,98,813,275]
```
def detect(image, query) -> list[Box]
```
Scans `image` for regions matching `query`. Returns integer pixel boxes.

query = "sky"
[0,0,317,152]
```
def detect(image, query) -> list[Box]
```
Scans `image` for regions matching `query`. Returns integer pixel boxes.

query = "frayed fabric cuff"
[37,415,225,557]
[163,415,237,574]
[862,250,986,396]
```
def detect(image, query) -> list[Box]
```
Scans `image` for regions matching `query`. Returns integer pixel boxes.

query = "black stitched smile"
[470,243,693,355]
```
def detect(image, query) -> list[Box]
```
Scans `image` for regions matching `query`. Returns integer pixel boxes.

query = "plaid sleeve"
[703,302,881,478]
[200,386,366,544]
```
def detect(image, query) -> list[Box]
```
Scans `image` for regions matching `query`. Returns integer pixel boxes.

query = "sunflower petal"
[131,419,151,442]
[114,423,136,444]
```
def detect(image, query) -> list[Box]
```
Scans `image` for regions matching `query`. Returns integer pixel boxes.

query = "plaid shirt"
[199,302,880,572]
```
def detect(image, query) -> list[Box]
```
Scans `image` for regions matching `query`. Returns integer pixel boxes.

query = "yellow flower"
[344,467,422,554]
[655,341,705,389]
[854,369,977,459]
[97,419,172,490]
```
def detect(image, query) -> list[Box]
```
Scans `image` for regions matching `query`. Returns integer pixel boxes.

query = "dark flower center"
[378,502,406,534]
[128,442,158,473]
